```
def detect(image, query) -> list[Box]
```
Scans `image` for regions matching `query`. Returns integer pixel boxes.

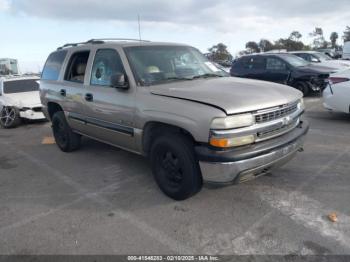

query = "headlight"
[211,113,255,129]
[297,99,305,111]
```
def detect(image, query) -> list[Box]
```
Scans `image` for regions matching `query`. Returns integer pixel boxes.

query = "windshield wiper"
[191,73,223,79]
[163,77,193,81]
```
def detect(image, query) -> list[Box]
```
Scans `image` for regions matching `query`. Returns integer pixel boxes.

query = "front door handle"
[85,93,93,102]
[60,89,66,96]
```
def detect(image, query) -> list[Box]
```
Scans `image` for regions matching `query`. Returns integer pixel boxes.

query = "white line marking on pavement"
[0,182,121,235]
[229,147,350,254]
[0,141,196,254]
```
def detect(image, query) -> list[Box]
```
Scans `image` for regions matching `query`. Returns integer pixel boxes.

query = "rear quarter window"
[41,50,68,81]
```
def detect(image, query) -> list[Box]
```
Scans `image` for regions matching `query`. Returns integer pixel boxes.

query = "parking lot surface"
[0,97,350,255]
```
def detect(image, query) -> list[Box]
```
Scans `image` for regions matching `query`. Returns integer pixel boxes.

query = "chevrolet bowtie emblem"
[282,116,291,126]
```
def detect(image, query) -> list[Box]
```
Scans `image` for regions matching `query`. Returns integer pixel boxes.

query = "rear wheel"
[150,133,202,200]
[293,81,310,97]
[0,107,21,128]
[52,111,81,152]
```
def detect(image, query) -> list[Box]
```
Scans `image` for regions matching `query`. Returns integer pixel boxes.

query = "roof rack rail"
[86,38,151,43]
[57,38,150,50]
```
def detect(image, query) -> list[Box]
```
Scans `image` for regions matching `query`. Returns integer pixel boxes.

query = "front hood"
[150,77,302,115]
[298,65,336,74]
[321,60,350,70]
[4,91,42,108]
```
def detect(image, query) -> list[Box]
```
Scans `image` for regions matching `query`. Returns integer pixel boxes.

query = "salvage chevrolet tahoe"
[40,39,309,200]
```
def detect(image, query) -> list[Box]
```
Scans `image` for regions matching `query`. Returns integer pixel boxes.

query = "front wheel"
[0,107,21,128]
[52,111,81,152]
[150,134,202,200]
[293,81,310,97]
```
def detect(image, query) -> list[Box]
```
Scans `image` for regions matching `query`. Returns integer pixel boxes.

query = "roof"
[289,51,318,54]
[56,38,188,51]
[241,53,294,58]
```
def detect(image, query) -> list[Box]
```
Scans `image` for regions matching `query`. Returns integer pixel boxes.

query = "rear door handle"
[60,89,66,96]
[85,93,93,102]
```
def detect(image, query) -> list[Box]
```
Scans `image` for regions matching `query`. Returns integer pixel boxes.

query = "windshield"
[313,52,332,61]
[124,45,227,85]
[282,55,309,67]
[3,79,39,94]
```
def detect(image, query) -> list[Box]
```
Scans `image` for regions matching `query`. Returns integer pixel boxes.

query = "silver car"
[40,39,309,200]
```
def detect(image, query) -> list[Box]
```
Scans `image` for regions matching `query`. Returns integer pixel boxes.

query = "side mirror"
[111,73,129,90]
[311,57,320,63]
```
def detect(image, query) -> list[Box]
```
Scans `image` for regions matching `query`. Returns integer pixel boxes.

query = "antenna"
[138,14,142,42]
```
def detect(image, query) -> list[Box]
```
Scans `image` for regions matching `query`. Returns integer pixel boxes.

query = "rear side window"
[41,50,67,80]
[64,51,90,83]
[296,53,310,61]
[3,79,39,94]
[251,57,266,69]
[234,57,251,69]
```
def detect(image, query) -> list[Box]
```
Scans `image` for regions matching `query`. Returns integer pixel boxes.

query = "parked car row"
[230,53,333,96]
[1,38,349,200]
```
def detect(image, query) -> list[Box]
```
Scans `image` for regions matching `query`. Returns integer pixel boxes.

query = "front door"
[82,48,136,151]
[264,57,290,84]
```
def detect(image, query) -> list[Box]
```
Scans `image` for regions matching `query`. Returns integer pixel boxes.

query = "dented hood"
[4,91,42,108]
[150,77,302,115]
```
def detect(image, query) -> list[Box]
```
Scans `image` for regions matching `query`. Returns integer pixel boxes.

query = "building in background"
[0,58,19,75]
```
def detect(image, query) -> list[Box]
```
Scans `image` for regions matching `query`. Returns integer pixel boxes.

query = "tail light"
[328,77,350,85]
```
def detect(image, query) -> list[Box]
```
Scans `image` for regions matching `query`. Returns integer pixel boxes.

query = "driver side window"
[266,58,287,71]
[91,49,125,86]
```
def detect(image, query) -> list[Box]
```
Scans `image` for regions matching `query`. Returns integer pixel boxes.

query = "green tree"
[330,32,339,48]
[207,43,232,61]
[259,39,274,52]
[289,31,302,41]
[343,26,350,42]
[309,27,326,49]
[245,41,260,53]
[274,38,304,51]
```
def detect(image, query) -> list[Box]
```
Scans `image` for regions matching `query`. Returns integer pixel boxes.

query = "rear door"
[82,48,137,151]
[60,50,92,132]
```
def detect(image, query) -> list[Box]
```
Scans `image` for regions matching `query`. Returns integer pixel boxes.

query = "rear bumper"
[196,120,309,184]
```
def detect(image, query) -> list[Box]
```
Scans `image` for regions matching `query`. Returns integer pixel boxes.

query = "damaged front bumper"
[19,107,46,120]
[196,120,309,184]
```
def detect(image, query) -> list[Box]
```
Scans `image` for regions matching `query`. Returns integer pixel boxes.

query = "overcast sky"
[0,0,349,72]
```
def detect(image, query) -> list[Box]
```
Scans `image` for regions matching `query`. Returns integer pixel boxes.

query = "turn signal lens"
[210,135,255,148]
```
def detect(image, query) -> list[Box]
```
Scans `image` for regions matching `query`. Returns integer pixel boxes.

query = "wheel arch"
[47,102,64,120]
[142,121,197,156]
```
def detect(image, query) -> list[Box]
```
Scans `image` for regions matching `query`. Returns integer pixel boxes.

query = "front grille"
[32,107,42,112]
[255,102,298,124]
[257,118,299,140]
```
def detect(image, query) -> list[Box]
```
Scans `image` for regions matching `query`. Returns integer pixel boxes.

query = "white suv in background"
[323,69,350,114]
[343,42,350,60]
[0,75,46,128]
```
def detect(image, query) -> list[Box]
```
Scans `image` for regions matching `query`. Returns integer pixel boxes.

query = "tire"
[52,111,81,152]
[0,107,21,128]
[150,133,202,200]
[293,81,310,97]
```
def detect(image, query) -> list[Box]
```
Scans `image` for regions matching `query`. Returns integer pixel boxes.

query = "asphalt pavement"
[0,96,350,255]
